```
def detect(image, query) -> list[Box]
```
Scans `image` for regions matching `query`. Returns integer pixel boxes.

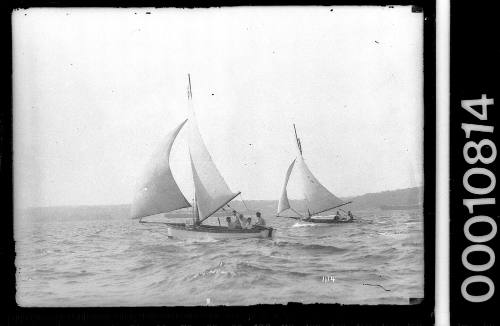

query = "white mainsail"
[187,110,240,223]
[295,155,345,216]
[277,159,296,215]
[131,119,191,219]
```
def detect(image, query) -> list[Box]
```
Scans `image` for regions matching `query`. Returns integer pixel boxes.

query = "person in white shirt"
[231,210,242,229]
[237,213,247,228]
[226,216,235,229]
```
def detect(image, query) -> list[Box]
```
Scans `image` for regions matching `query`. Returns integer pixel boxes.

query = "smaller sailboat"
[131,75,272,239]
[276,124,354,224]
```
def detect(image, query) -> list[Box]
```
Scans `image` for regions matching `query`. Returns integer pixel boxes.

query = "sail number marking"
[460,94,497,303]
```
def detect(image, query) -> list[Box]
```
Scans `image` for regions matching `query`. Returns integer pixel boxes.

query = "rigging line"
[339,207,357,219]
[238,193,251,211]
[290,207,304,218]
[225,203,242,215]
[310,201,352,217]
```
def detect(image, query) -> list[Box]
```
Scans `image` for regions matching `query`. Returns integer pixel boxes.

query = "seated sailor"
[255,211,266,226]
[227,216,241,229]
[227,210,241,229]
[226,216,235,229]
[347,211,354,221]
[237,213,247,229]
[333,211,340,221]
[231,212,242,229]
[245,217,252,229]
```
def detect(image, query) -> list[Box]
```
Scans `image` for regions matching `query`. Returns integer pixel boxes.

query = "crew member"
[226,216,235,229]
[333,211,340,221]
[347,211,354,221]
[232,210,242,229]
[237,213,247,229]
[255,211,266,226]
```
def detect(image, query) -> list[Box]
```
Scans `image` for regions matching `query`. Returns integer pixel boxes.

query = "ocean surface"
[15,206,424,306]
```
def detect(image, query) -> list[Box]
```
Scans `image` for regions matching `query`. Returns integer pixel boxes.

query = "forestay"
[131,119,191,219]
[277,159,296,215]
[296,156,345,216]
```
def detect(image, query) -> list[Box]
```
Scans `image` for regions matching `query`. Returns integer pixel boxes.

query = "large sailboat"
[131,75,273,239]
[276,124,354,224]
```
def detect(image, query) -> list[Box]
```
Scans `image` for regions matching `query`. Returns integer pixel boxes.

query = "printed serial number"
[460,94,497,303]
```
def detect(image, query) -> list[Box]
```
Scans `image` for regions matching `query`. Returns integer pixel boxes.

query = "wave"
[184,261,233,281]
[347,252,393,263]
[137,244,184,254]
[402,242,423,247]
[34,267,55,273]
[57,270,96,278]
[129,263,155,273]
[291,222,317,228]
[235,262,311,282]
[145,276,172,289]
[17,206,424,306]
[183,238,220,245]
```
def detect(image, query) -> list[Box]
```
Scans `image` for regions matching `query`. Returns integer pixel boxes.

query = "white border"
[436,0,450,325]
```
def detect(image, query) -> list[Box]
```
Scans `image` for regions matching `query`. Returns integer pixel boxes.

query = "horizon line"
[21,185,423,210]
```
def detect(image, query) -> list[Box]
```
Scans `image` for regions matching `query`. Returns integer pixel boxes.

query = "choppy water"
[15,207,423,306]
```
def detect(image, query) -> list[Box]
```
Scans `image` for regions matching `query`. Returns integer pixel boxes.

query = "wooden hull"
[308,216,354,224]
[278,215,354,224]
[166,223,273,240]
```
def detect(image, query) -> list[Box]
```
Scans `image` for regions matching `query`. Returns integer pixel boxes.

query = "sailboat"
[131,75,273,239]
[276,124,354,224]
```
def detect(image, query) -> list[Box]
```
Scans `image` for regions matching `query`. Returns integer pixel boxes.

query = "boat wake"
[291,222,317,228]
[182,237,221,245]
[273,241,347,254]
[185,261,233,281]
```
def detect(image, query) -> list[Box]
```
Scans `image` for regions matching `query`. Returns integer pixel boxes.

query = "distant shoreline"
[23,186,423,212]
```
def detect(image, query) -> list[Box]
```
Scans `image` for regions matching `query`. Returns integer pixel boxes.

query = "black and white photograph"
[13,6,425,308]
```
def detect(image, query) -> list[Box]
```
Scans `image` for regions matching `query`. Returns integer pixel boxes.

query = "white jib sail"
[295,155,345,216]
[277,159,296,215]
[131,119,191,219]
[188,116,240,222]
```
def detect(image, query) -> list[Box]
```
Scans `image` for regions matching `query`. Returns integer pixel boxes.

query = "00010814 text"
[460,94,497,302]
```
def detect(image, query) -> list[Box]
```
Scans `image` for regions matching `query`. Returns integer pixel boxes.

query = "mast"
[292,123,350,219]
[188,74,198,226]
[187,74,241,225]
[293,123,303,155]
[294,123,310,217]
[187,73,193,100]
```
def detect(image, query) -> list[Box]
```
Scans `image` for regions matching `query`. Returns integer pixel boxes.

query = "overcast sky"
[13,7,423,208]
